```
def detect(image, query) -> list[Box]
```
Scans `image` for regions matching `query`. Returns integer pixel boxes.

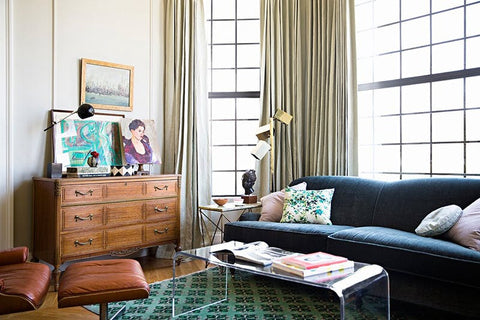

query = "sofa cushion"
[259,182,307,222]
[445,197,480,251]
[415,205,462,237]
[327,226,480,287]
[280,188,334,224]
[224,221,353,253]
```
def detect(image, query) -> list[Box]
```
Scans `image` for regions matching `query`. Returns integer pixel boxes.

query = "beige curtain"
[163,0,210,249]
[259,0,357,195]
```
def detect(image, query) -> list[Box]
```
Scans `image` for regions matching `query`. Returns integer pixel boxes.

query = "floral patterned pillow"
[280,187,335,224]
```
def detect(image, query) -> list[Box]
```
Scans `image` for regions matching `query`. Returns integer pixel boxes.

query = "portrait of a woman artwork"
[119,118,161,165]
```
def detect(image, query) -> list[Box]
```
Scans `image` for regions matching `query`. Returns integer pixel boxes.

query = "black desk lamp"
[44,104,95,131]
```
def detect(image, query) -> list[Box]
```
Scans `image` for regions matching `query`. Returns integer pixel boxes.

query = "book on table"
[272,259,354,278]
[280,251,348,270]
[210,241,297,266]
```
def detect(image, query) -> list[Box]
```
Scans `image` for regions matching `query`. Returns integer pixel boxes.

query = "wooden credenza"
[32,174,181,289]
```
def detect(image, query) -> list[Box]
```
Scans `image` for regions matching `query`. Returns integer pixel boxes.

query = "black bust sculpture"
[242,169,256,195]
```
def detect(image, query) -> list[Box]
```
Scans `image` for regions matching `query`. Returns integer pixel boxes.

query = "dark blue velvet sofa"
[224,176,480,318]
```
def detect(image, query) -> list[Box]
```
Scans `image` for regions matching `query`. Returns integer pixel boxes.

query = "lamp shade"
[77,103,95,119]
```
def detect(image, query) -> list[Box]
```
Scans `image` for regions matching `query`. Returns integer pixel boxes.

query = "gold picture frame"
[80,58,134,112]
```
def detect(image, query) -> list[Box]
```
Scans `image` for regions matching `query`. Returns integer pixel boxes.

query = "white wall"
[0,0,163,249]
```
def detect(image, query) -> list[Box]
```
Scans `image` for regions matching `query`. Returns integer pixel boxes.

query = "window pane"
[466,36,480,69]
[432,40,464,74]
[402,47,430,78]
[402,83,430,113]
[237,44,260,68]
[432,144,464,174]
[357,30,374,58]
[432,8,464,44]
[374,145,400,172]
[402,114,430,143]
[374,87,399,115]
[357,57,373,83]
[237,120,258,144]
[374,116,399,144]
[238,20,260,43]
[401,17,429,49]
[237,146,256,170]
[212,0,235,19]
[211,99,235,119]
[212,146,235,170]
[237,69,260,91]
[432,79,463,111]
[212,45,235,68]
[358,90,373,117]
[467,4,480,37]
[374,0,399,26]
[212,70,235,91]
[466,76,480,108]
[359,145,374,174]
[358,117,374,145]
[375,24,399,54]
[403,144,430,173]
[204,0,211,20]
[432,0,464,13]
[238,0,260,19]
[402,0,429,20]
[374,53,400,81]
[212,21,235,43]
[212,172,235,195]
[432,111,464,142]
[237,98,260,119]
[466,109,480,140]
[212,121,235,144]
[466,143,480,174]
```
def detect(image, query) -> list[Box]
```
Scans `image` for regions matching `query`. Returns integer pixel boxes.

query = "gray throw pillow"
[415,205,463,237]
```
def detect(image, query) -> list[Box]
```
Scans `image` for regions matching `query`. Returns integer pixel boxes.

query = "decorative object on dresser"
[32,174,181,290]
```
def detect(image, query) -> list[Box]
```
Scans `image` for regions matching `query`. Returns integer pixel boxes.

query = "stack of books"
[66,166,111,178]
[272,251,354,279]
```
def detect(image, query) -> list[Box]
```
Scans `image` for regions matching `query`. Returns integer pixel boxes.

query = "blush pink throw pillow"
[259,182,307,222]
[445,197,480,252]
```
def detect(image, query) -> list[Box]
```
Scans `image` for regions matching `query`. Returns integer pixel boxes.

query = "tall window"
[355,0,480,180]
[204,0,261,196]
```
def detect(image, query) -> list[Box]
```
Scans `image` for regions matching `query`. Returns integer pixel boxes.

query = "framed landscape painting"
[80,58,134,112]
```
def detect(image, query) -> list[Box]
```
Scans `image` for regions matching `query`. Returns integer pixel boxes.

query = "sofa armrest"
[239,212,261,221]
[0,247,28,266]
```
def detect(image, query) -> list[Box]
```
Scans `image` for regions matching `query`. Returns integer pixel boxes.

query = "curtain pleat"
[163,0,210,250]
[259,0,357,196]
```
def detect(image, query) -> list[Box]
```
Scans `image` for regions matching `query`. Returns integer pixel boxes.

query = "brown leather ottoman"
[58,259,149,320]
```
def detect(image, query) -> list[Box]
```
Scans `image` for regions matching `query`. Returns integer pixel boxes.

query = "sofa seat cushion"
[327,226,480,287]
[224,221,353,253]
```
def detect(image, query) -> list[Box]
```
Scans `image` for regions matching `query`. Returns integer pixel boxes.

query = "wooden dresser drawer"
[62,205,104,231]
[62,184,104,204]
[145,180,177,198]
[105,225,143,250]
[105,201,143,226]
[145,222,177,243]
[61,231,104,257]
[145,199,177,221]
[105,181,145,201]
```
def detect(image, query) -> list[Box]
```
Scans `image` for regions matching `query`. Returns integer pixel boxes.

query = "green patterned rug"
[84,267,447,319]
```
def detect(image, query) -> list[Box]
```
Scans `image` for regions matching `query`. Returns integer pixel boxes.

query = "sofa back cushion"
[372,178,480,232]
[289,176,384,226]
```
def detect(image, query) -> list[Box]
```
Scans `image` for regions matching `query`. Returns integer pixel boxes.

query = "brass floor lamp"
[251,109,293,191]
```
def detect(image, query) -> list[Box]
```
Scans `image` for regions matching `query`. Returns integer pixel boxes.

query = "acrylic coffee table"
[172,241,390,319]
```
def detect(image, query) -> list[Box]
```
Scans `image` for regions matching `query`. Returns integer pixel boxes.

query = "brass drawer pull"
[75,190,93,197]
[154,206,169,213]
[74,239,93,246]
[154,185,168,191]
[74,214,94,221]
[154,228,169,234]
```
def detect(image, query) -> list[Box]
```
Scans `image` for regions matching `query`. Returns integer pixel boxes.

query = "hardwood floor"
[0,256,205,320]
